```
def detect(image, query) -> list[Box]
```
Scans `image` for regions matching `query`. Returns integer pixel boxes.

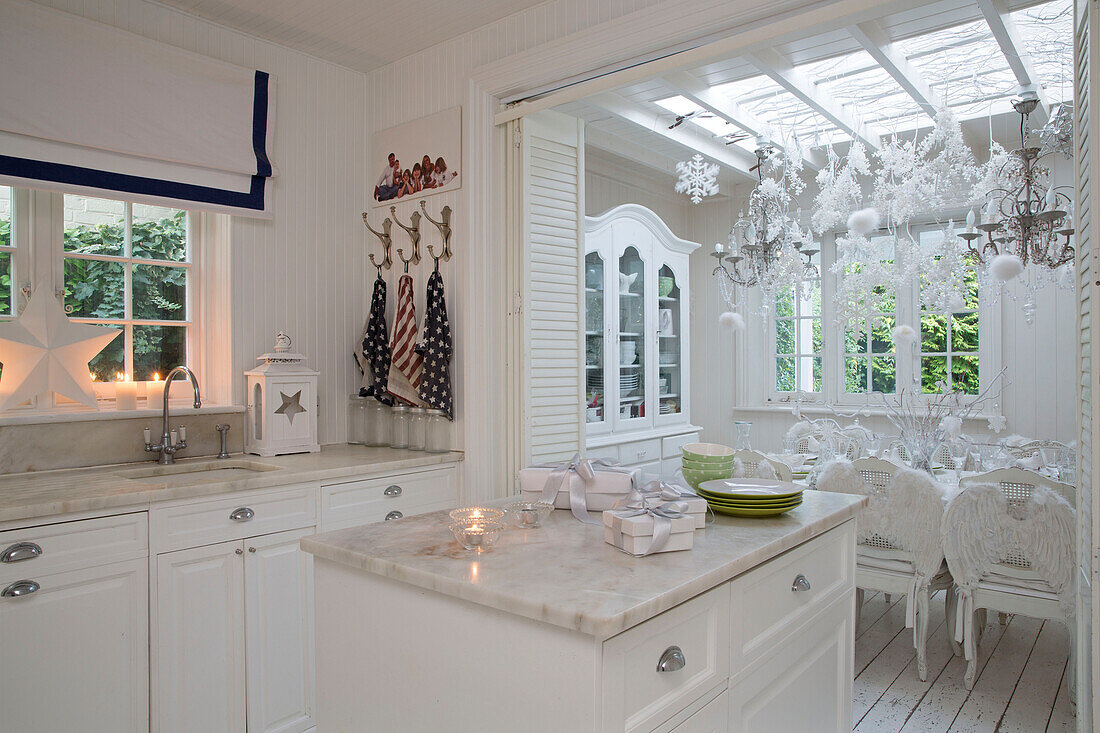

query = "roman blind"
[0,0,277,217]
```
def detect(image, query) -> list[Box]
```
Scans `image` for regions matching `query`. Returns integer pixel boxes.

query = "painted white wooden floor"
[853,591,1075,732]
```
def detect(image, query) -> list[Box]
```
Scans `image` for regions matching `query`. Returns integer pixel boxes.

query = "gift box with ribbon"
[602,489,695,556]
[639,479,709,529]
[519,454,636,524]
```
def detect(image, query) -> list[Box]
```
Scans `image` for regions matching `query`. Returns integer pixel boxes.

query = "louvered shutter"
[520,111,585,466]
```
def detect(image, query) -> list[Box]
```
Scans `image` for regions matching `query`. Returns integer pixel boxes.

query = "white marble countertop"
[0,445,464,524]
[301,490,865,639]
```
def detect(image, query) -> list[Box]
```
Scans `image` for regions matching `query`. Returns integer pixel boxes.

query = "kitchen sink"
[115,459,283,486]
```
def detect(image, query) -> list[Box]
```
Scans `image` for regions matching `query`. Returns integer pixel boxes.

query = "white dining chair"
[816,457,955,681]
[730,449,793,482]
[942,468,1076,696]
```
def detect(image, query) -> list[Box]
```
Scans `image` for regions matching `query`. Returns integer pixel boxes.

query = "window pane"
[963,269,979,310]
[870,316,895,353]
[921,313,948,352]
[811,318,822,353]
[799,356,822,392]
[89,325,125,381]
[845,356,867,393]
[64,195,124,256]
[793,319,816,354]
[64,258,125,318]
[845,327,867,354]
[133,325,187,380]
[952,312,979,351]
[132,207,188,262]
[0,251,10,317]
[871,355,896,393]
[776,356,795,392]
[808,282,822,317]
[775,288,795,318]
[133,264,187,321]
[953,355,980,395]
[922,356,947,393]
[0,184,10,247]
[775,319,794,354]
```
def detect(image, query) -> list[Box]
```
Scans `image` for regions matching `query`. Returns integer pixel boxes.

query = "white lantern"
[245,332,320,456]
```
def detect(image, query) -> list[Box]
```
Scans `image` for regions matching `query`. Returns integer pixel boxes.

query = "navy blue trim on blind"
[0,69,272,213]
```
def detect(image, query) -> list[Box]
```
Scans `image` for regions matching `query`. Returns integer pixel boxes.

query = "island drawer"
[602,583,730,733]
[0,512,147,582]
[150,482,317,553]
[320,465,458,531]
[730,520,855,668]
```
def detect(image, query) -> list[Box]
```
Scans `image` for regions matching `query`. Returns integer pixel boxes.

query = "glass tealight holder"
[504,500,554,529]
[450,520,504,551]
[449,506,505,524]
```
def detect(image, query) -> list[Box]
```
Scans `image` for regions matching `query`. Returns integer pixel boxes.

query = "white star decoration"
[274,389,306,423]
[675,154,719,204]
[0,283,120,411]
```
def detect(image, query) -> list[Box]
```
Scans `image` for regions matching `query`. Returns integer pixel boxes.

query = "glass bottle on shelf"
[408,407,427,451]
[390,405,410,449]
[734,421,753,451]
[618,246,645,421]
[656,265,681,417]
[584,251,605,425]
[424,409,450,453]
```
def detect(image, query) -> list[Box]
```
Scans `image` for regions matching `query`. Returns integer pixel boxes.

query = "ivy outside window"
[918,229,980,395]
[772,248,822,394]
[843,234,897,396]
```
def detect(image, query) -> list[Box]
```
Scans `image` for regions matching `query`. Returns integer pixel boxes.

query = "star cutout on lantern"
[0,282,121,411]
[274,389,306,423]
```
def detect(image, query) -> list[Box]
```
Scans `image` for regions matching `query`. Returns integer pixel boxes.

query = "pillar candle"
[116,380,138,411]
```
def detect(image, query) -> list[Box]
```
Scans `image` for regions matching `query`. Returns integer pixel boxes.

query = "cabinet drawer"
[730,521,854,667]
[321,466,458,531]
[151,483,317,553]
[0,512,147,582]
[602,584,730,733]
[585,444,621,464]
[662,432,701,459]
[620,438,662,466]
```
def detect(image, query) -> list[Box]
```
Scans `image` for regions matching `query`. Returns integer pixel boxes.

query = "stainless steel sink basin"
[115,459,283,486]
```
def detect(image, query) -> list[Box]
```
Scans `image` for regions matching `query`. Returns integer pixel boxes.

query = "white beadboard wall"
[30,0,370,446]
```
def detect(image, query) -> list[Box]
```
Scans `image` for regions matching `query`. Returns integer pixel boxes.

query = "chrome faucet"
[144,366,202,464]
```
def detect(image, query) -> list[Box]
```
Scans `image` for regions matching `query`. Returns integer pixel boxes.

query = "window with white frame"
[0,188,198,410]
[842,234,897,397]
[918,229,980,395]
[772,249,822,394]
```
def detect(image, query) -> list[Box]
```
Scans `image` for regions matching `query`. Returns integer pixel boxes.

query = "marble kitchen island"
[301,490,865,732]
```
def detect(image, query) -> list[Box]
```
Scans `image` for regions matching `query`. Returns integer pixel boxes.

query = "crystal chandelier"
[960,90,1075,270]
[712,144,818,307]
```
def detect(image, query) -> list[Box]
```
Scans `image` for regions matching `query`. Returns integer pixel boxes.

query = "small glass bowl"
[450,520,505,551]
[504,500,554,529]
[449,506,505,524]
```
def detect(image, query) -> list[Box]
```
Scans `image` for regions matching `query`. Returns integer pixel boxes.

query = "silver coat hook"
[390,206,421,265]
[420,200,452,261]
[361,212,393,271]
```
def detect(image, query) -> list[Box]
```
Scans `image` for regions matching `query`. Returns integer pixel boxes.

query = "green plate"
[709,501,802,517]
[702,495,802,509]
[698,479,803,500]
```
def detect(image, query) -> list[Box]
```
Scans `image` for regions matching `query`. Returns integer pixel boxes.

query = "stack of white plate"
[619,373,638,396]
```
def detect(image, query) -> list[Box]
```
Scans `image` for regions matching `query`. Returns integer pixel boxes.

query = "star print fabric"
[415,269,453,420]
[356,275,393,406]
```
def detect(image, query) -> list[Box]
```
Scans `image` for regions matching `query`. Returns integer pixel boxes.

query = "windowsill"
[0,403,245,427]
[733,402,1004,423]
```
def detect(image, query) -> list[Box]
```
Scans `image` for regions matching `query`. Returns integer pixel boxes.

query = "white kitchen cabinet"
[0,558,148,733]
[671,690,729,732]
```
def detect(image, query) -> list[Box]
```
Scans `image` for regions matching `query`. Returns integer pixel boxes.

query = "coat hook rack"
[361,212,393,272]
[420,200,453,261]
[390,206,421,265]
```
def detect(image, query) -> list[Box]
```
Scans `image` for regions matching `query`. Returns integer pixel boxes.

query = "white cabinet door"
[157,540,246,733]
[672,691,729,732]
[244,527,316,733]
[727,594,854,733]
[0,559,148,733]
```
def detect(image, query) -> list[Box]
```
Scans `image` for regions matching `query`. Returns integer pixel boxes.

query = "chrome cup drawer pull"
[2,580,40,597]
[656,645,686,672]
[385,510,403,521]
[229,507,255,522]
[791,574,812,592]
[383,485,402,497]
[1,542,43,563]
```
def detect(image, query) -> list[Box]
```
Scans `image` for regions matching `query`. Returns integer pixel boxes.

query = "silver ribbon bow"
[535,453,634,525]
[608,488,689,556]
[651,476,715,526]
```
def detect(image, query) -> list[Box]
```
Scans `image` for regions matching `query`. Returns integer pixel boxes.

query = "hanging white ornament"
[0,282,121,411]
[989,254,1025,282]
[719,311,745,332]
[675,154,719,204]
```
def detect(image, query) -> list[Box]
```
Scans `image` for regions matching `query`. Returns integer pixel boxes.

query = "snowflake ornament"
[675,154,719,204]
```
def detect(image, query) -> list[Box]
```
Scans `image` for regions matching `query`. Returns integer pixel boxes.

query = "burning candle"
[115,373,138,410]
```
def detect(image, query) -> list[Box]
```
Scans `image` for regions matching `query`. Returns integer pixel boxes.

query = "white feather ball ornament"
[892,324,917,345]
[989,254,1024,282]
[947,293,966,312]
[846,208,881,236]
[719,311,745,332]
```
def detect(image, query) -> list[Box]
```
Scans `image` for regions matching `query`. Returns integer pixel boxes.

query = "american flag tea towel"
[355,275,393,404]
[416,269,453,419]
[387,273,423,405]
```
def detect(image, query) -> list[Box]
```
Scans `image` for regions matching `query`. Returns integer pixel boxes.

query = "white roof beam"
[744,48,884,150]
[661,70,825,172]
[847,20,942,118]
[585,92,759,182]
[975,0,1049,119]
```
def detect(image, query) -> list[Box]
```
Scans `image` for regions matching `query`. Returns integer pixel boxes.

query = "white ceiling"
[156,0,549,71]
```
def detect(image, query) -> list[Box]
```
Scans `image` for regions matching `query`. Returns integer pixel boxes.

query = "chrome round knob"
[248,547,256,553]
[235,548,243,555]
[2,580,40,597]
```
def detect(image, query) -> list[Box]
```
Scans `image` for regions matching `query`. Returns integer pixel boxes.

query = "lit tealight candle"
[115,373,138,411]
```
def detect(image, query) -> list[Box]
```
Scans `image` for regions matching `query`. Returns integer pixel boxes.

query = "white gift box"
[678,496,709,529]
[519,465,635,512]
[602,511,695,555]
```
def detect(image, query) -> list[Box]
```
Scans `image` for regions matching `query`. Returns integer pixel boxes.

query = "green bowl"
[681,457,734,472]
[680,465,733,488]
[658,276,675,298]
[681,443,735,464]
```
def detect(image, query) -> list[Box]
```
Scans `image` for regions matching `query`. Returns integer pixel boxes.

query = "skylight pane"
[711,75,839,149]
[653,95,701,116]
[1012,0,1073,103]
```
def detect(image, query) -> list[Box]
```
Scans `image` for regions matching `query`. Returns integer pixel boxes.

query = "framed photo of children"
[371,106,461,207]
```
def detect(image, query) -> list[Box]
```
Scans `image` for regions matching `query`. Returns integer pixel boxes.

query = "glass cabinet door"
[584,251,605,426]
[618,246,646,422]
[657,264,682,417]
